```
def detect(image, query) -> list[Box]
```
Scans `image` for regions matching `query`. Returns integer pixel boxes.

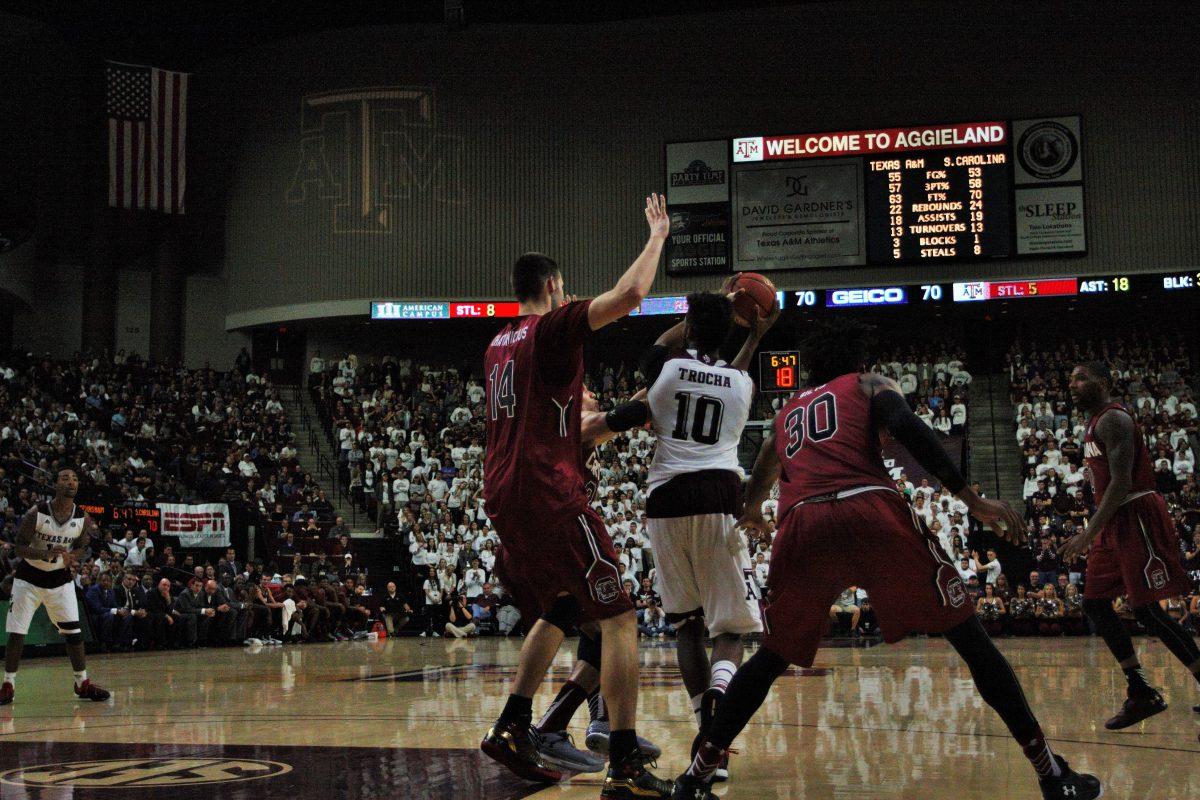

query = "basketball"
[726,272,778,326]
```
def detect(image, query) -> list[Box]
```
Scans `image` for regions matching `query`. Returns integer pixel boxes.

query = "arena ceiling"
[1,0,818,69]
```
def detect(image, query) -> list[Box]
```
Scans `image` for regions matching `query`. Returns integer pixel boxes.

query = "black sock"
[536,681,588,733]
[498,694,533,727]
[705,648,788,750]
[1122,664,1152,694]
[609,729,639,764]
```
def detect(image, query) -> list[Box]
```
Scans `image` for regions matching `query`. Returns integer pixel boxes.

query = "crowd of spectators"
[1001,332,1200,636]
[0,348,385,650]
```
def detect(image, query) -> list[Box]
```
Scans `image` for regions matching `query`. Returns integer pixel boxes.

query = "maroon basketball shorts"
[1084,491,1191,607]
[763,488,974,667]
[490,506,633,623]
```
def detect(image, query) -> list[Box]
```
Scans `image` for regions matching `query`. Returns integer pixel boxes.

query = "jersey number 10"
[671,393,725,445]
[783,392,838,457]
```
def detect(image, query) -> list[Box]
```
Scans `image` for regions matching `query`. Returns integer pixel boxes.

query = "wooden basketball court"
[1,637,1197,798]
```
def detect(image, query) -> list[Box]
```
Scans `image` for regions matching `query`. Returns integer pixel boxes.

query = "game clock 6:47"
[760,350,801,392]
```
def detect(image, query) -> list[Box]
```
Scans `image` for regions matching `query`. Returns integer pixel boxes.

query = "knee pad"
[540,595,581,633]
[576,629,601,670]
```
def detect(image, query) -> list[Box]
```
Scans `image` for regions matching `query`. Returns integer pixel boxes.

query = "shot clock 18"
[760,351,801,392]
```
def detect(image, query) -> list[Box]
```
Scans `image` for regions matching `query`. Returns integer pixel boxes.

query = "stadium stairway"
[967,374,1024,503]
[279,385,378,535]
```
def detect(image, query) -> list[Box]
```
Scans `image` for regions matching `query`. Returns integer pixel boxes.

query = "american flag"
[106,61,189,213]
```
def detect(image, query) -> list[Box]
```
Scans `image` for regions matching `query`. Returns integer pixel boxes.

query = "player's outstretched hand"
[967,497,1026,545]
[645,193,669,240]
[1058,529,1095,565]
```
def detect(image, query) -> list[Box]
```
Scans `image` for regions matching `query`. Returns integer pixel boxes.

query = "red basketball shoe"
[74,679,111,702]
[0,681,13,706]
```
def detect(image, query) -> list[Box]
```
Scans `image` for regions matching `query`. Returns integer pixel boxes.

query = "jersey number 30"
[783,392,838,457]
[488,360,516,420]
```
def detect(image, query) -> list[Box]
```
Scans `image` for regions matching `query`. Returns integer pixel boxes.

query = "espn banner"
[157,502,231,548]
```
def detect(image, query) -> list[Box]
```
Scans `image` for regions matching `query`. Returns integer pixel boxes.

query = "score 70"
[920,284,944,301]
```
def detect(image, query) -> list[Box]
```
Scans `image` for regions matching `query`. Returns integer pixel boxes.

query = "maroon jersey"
[1083,402,1155,505]
[774,373,894,511]
[483,300,593,518]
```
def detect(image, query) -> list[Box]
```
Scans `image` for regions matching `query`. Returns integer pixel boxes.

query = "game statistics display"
[665,116,1086,274]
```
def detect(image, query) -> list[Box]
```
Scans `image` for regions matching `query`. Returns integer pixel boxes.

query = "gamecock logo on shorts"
[945,578,967,608]
[593,577,620,605]
[1148,568,1167,589]
[0,758,292,788]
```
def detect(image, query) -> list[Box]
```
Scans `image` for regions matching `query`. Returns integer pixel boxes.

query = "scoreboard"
[665,116,1086,274]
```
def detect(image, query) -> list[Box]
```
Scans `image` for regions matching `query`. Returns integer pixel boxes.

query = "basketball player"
[480,193,674,799]
[672,321,1101,800]
[1,466,111,706]
[605,290,777,783]
[534,386,662,774]
[1059,362,1200,728]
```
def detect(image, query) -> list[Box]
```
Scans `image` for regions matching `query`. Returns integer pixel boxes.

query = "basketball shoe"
[600,751,673,799]
[1037,755,1102,799]
[670,773,719,800]
[1104,687,1166,730]
[480,721,563,783]
[0,682,13,706]
[74,679,111,702]
[585,718,662,759]
[535,730,605,773]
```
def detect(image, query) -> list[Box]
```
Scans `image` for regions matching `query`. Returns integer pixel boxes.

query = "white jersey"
[15,502,86,588]
[645,348,754,492]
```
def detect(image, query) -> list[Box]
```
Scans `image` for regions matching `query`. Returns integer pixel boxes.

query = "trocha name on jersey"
[675,366,734,388]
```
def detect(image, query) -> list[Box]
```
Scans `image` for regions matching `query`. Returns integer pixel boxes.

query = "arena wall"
[210,3,1200,327]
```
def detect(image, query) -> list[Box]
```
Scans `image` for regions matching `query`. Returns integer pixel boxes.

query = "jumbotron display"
[665,116,1086,274]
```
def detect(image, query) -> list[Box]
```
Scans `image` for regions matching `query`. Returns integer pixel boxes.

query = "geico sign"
[827,287,907,306]
[163,512,227,533]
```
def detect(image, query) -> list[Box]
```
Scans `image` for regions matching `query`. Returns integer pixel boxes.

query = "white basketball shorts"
[645,513,762,636]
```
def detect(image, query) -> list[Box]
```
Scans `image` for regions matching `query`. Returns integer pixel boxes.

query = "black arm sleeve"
[870,390,966,494]
[605,400,651,433]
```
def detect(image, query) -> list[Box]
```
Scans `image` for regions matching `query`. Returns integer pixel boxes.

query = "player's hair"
[511,252,560,302]
[55,465,79,480]
[1078,360,1112,385]
[800,318,875,384]
[684,292,733,355]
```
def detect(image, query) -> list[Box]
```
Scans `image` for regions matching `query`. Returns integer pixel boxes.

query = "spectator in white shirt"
[972,549,1002,585]
[427,474,450,503]
[462,559,487,600]
[238,454,259,478]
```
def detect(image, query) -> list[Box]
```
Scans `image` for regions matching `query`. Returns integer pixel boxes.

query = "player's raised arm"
[587,193,669,331]
[739,427,781,535]
[864,373,1025,543]
[1060,411,1134,563]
